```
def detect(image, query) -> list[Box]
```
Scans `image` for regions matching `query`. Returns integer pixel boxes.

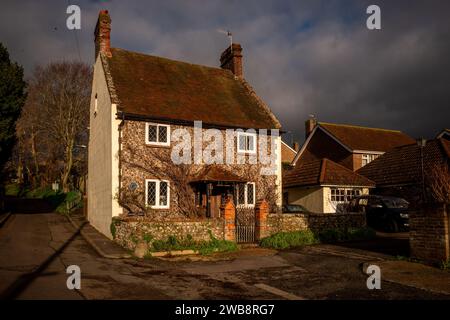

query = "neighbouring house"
[87,10,283,239]
[281,140,298,165]
[357,138,450,204]
[293,118,415,171]
[283,158,375,213]
[283,118,414,213]
[358,138,450,263]
[436,129,450,140]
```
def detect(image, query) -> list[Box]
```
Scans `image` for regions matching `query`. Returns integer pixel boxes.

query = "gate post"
[222,197,236,242]
[255,199,269,241]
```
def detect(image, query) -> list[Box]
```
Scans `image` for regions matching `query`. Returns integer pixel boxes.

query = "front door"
[210,194,221,218]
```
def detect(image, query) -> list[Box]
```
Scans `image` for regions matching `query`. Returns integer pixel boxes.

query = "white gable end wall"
[87,56,122,238]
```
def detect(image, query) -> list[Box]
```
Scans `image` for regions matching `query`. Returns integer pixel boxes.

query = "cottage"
[87,11,282,239]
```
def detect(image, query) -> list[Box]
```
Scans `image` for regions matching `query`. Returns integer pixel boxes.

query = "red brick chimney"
[293,141,300,152]
[220,43,243,79]
[94,10,112,59]
[305,117,317,140]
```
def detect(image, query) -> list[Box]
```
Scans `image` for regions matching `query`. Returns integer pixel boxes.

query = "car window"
[383,198,409,209]
[368,198,383,207]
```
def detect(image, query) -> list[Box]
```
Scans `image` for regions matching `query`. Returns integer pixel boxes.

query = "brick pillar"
[255,199,269,240]
[222,197,236,242]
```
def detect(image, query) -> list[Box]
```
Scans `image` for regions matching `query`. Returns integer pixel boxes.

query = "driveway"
[0,212,449,300]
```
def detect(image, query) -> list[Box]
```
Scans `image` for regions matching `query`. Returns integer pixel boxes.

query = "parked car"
[347,195,409,232]
[282,204,311,214]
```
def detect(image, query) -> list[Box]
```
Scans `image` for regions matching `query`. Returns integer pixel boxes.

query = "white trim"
[436,130,450,139]
[321,184,375,188]
[292,125,356,166]
[236,182,256,208]
[145,179,170,209]
[237,131,257,154]
[145,122,171,147]
[353,150,384,155]
[281,140,297,154]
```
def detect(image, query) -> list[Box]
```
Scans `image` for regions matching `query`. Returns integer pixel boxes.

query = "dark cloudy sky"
[1,0,449,143]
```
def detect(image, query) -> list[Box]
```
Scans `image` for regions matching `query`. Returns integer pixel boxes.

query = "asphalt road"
[0,212,448,300]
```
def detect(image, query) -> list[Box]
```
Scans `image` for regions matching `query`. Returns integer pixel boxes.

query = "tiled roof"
[319,122,415,152]
[283,158,375,188]
[190,166,246,183]
[357,138,450,186]
[103,48,281,129]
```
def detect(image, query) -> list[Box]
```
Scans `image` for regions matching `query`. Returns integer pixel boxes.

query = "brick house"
[87,11,282,238]
[357,138,450,204]
[283,118,414,213]
[357,138,450,263]
[281,140,298,165]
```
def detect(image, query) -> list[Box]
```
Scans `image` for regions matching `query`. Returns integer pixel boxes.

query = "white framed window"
[145,179,170,209]
[361,154,379,167]
[330,188,361,203]
[145,123,170,146]
[236,182,256,207]
[237,132,257,154]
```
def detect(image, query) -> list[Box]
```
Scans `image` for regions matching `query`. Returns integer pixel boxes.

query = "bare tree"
[20,62,92,191]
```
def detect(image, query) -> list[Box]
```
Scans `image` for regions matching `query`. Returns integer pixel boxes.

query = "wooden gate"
[235,207,256,243]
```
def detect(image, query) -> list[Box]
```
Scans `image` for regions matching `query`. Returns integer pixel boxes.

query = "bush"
[149,233,237,255]
[317,227,376,243]
[260,227,376,249]
[5,184,20,196]
[260,230,319,249]
[441,260,450,270]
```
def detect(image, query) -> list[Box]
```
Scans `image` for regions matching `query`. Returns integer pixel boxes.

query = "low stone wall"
[265,212,367,237]
[409,204,449,263]
[114,216,225,250]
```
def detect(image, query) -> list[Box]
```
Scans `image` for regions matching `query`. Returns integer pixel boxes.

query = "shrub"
[260,230,319,249]
[441,260,450,270]
[5,184,20,196]
[260,227,376,249]
[149,233,237,255]
[317,227,376,243]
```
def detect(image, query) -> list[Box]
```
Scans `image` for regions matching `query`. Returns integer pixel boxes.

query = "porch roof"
[190,167,247,183]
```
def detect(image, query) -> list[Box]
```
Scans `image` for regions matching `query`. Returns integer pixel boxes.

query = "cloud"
[0,0,449,142]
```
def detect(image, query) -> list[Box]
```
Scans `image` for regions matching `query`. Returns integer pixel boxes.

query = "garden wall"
[265,212,366,237]
[409,203,449,263]
[114,216,224,250]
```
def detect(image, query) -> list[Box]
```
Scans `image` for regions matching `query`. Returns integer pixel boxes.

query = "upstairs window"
[361,154,379,167]
[236,182,256,207]
[145,179,170,209]
[237,132,257,154]
[145,123,170,146]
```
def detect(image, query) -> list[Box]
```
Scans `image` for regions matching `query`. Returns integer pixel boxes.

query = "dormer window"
[145,123,170,146]
[237,132,257,154]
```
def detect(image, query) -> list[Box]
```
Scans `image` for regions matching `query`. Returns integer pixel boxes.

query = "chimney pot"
[220,43,243,79]
[94,10,112,59]
[293,142,300,152]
